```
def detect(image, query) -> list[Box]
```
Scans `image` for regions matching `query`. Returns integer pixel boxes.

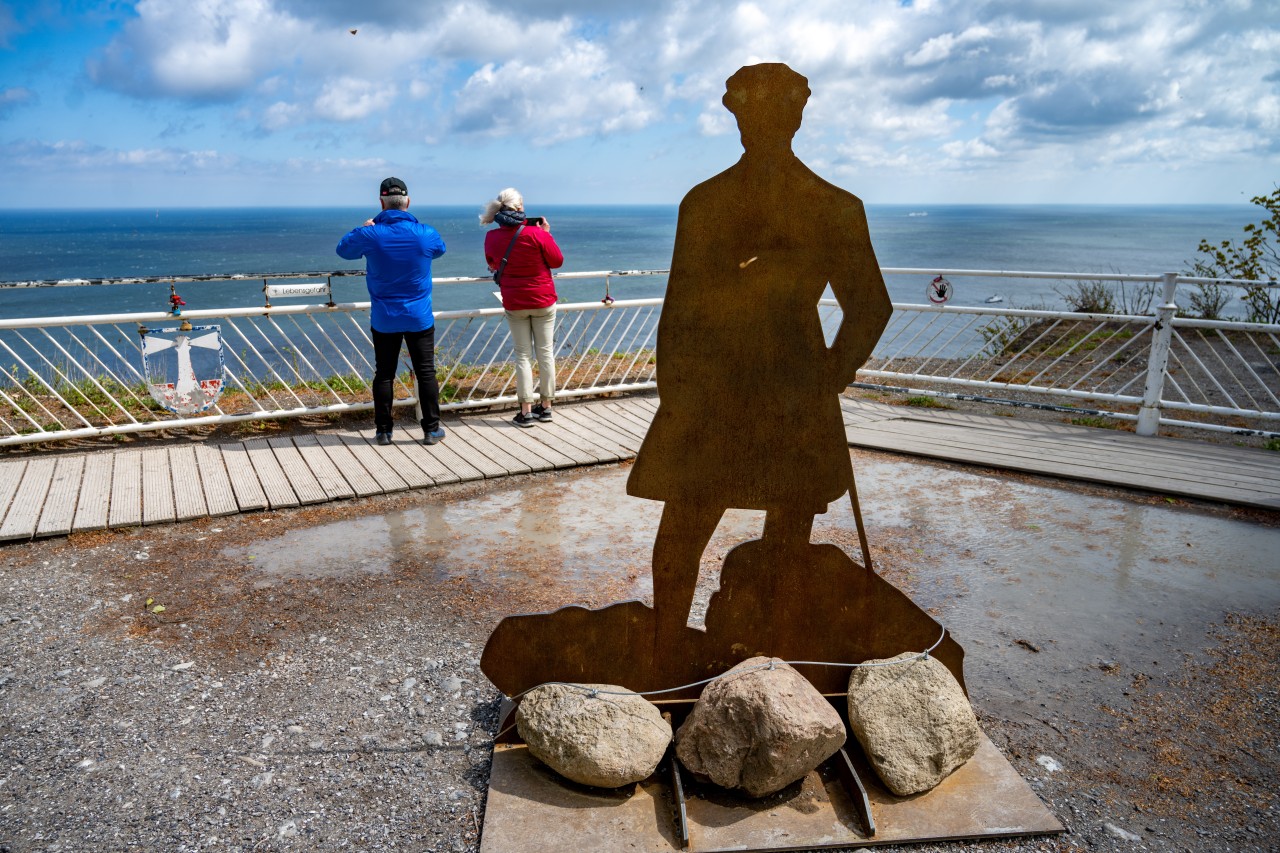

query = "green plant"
[1054,280,1115,314]
[1069,415,1118,429]
[1189,186,1280,324]
[1184,281,1231,320]
[1265,438,1280,452]
[903,395,951,409]
[978,314,1031,357]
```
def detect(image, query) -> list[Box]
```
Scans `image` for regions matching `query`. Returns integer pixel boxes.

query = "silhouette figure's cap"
[380,177,408,197]
[722,63,810,117]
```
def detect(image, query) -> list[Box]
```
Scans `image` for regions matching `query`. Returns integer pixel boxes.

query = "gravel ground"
[1,443,1277,852]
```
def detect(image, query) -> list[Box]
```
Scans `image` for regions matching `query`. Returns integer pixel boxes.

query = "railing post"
[1136,272,1179,437]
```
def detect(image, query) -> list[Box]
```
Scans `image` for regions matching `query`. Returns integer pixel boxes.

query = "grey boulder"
[847,651,979,796]
[675,657,846,798]
[516,683,672,788]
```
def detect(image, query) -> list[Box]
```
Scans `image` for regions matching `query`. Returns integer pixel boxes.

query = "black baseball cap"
[380,177,408,197]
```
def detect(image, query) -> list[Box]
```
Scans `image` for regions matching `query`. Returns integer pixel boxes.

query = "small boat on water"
[985,295,1004,304]
[907,211,928,217]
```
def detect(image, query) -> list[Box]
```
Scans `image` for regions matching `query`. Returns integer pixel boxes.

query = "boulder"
[675,657,846,798]
[516,683,672,788]
[846,651,979,796]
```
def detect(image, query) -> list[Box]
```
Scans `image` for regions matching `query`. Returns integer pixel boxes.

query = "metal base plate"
[480,731,1063,852]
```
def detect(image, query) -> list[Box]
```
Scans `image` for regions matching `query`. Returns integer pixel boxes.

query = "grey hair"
[479,187,523,225]
[384,194,409,211]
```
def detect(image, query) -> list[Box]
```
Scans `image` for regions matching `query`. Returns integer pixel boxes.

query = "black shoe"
[530,403,553,423]
[512,411,537,428]
[375,430,393,446]
[423,426,446,446]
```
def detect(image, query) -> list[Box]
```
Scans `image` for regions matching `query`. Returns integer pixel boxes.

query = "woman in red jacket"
[481,188,565,427]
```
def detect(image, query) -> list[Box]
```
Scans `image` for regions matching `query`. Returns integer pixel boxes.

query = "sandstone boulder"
[847,651,979,796]
[516,683,672,788]
[675,657,846,798]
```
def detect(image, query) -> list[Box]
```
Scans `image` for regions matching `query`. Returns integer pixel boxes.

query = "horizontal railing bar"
[849,381,1140,421]
[1171,317,1280,332]
[0,268,671,289]
[880,267,1164,283]
[0,297,667,331]
[858,369,1146,406]
[5,266,1272,290]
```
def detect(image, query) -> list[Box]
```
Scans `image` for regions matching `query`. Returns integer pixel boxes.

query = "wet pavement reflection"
[223,452,1280,714]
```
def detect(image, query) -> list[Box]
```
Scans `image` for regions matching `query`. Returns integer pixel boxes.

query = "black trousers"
[371,326,440,434]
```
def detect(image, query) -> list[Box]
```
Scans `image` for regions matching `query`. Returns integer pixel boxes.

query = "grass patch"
[1069,416,1119,429]
[1265,438,1280,452]
[902,395,953,409]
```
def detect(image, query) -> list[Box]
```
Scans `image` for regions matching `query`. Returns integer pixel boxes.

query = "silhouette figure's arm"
[827,197,891,389]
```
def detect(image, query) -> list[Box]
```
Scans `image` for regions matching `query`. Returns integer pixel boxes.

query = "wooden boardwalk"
[0,395,1277,543]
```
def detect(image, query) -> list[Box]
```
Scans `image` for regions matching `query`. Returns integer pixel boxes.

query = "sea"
[0,204,1262,321]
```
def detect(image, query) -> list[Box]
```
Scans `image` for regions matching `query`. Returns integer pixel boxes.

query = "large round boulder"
[847,651,979,796]
[675,656,846,798]
[516,683,672,788]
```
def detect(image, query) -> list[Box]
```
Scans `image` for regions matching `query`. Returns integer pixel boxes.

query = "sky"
[0,0,1277,208]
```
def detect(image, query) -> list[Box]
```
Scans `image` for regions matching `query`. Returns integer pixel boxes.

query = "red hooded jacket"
[485,225,564,310]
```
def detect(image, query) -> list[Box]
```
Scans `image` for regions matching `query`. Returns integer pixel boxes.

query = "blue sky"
[0,0,1277,208]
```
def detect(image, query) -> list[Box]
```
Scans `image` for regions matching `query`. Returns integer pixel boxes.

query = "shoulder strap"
[494,224,525,284]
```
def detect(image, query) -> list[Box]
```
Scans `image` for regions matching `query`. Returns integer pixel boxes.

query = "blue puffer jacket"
[336,209,447,332]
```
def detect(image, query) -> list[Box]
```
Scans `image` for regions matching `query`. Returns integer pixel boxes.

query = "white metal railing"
[0,270,662,446]
[1,268,1277,446]
[850,270,1279,437]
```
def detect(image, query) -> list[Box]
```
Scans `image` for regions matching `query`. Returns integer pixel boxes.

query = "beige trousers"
[505,305,557,404]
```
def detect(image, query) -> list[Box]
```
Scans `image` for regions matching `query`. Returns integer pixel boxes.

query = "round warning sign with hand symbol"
[927,275,953,304]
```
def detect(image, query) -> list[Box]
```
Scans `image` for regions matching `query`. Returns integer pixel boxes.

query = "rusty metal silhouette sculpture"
[482,63,964,699]
[478,63,1066,853]
[628,63,889,643]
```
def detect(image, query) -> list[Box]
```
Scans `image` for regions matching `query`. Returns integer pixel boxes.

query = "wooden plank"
[631,395,659,415]
[565,405,644,454]
[168,446,209,521]
[292,434,357,500]
[847,421,1280,509]
[314,433,382,497]
[552,407,632,459]
[929,422,1280,483]
[36,455,85,538]
[473,414,579,469]
[510,415,601,466]
[0,461,25,530]
[267,436,328,505]
[243,438,300,509]
[140,447,176,526]
[418,431,488,483]
[0,458,55,541]
[72,454,112,532]
[452,420,537,475]
[334,430,410,492]
[525,413,613,464]
[439,424,508,478]
[373,439,434,489]
[464,417,558,472]
[389,437,462,486]
[195,445,238,517]
[598,399,654,440]
[219,442,269,512]
[107,450,142,528]
[853,418,1280,493]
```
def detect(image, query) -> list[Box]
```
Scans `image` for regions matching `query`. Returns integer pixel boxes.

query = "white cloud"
[449,43,654,144]
[0,86,37,118]
[54,0,1280,201]
[314,78,397,122]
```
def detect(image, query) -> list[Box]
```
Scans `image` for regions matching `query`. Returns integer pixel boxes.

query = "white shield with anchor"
[141,324,226,414]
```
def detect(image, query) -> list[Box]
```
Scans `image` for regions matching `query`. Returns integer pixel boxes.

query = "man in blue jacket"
[337,177,448,446]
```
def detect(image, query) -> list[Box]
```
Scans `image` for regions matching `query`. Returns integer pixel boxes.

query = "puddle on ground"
[224,453,1280,712]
